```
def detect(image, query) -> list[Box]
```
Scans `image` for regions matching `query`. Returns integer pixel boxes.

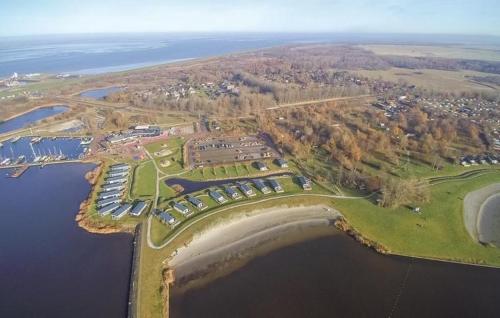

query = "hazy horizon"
[1,0,499,37]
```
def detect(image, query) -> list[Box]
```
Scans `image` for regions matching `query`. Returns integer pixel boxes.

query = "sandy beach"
[167,205,341,289]
[464,183,500,244]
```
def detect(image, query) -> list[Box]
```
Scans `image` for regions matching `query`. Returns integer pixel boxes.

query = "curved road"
[147,192,370,250]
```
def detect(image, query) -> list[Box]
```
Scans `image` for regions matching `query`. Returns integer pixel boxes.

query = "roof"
[106,176,128,183]
[98,203,120,215]
[110,163,129,169]
[159,212,175,223]
[277,158,287,165]
[209,191,224,199]
[297,176,309,184]
[174,202,189,211]
[130,201,147,216]
[112,204,132,218]
[225,187,237,195]
[187,196,203,206]
[268,179,281,188]
[97,197,121,207]
[239,183,252,192]
[102,184,125,190]
[256,162,267,168]
[253,179,267,189]
[98,190,122,199]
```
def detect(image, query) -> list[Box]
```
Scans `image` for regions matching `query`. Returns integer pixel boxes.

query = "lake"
[0,105,68,134]
[80,86,123,100]
[171,231,500,318]
[0,163,133,317]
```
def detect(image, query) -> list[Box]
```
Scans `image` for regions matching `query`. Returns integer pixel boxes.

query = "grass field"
[359,44,500,62]
[333,170,500,266]
[354,67,498,92]
[132,161,157,199]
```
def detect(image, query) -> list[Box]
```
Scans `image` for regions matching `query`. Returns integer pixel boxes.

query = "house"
[209,191,227,204]
[109,163,130,172]
[173,202,191,216]
[101,184,125,192]
[111,204,132,220]
[276,158,288,168]
[158,212,176,225]
[255,161,268,171]
[225,186,241,199]
[187,196,205,210]
[268,179,284,193]
[98,190,122,200]
[297,176,312,190]
[107,170,129,178]
[104,176,128,184]
[96,197,121,208]
[98,203,120,217]
[253,179,271,194]
[238,183,255,197]
[130,201,148,217]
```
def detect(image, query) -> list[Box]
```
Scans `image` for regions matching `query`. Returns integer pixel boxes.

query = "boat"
[33,156,41,163]
[15,155,26,164]
[11,136,21,143]
[80,137,94,145]
[1,158,11,165]
[0,142,3,148]
[31,136,42,144]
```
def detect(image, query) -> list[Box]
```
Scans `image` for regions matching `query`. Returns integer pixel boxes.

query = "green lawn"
[333,170,500,266]
[132,161,156,199]
[144,137,185,175]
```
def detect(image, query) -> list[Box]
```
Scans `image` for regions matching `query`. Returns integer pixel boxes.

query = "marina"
[0,136,89,167]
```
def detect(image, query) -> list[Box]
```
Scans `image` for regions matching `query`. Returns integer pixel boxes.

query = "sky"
[0,0,499,37]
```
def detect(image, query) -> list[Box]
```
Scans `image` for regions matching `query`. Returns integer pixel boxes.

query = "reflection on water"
[171,233,500,318]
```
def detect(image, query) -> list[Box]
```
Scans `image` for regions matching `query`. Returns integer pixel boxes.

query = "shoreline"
[1,103,69,122]
[166,205,341,292]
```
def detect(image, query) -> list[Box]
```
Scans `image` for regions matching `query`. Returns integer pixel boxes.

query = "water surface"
[0,105,68,134]
[80,87,123,100]
[0,164,133,317]
[171,232,500,318]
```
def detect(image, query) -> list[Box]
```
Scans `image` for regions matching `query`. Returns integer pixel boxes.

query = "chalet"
[173,202,191,216]
[297,176,312,190]
[96,197,121,208]
[158,212,176,225]
[107,170,129,178]
[276,158,288,168]
[98,190,122,200]
[111,204,132,220]
[253,179,271,194]
[105,176,128,184]
[130,201,148,217]
[224,186,241,199]
[268,179,284,193]
[101,184,125,192]
[238,183,255,197]
[187,196,205,210]
[255,161,268,171]
[109,163,130,172]
[98,203,120,216]
[209,191,227,204]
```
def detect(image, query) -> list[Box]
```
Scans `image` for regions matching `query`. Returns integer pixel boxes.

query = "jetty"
[9,165,29,178]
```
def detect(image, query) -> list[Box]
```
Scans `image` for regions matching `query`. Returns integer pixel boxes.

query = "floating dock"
[9,165,29,178]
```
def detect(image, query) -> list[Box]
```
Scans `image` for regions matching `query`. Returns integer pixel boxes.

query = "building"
[253,179,271,194]
[276,158,288,168]
[107,134,136,144]
[158,211,176,225]
[187,196,205,210]
[98,203,120,216]
[297,176,312,190]
[209,191,227,204]
[107,170,129,178]
[97,197,121,208]
[105,176,128,184]
[98,190,122,200]
[109,163,130,171]
[255,161,268,171]
[130,126,162,138]
[173,202,191,216]
[111,204,132,220]
[102,184,125,192]
[268,179,284,193]
[130,201,148,217]
[238,183,255,197]
[224,186,241,199]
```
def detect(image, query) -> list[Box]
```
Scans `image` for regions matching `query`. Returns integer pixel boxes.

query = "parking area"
[186,135,280,167]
